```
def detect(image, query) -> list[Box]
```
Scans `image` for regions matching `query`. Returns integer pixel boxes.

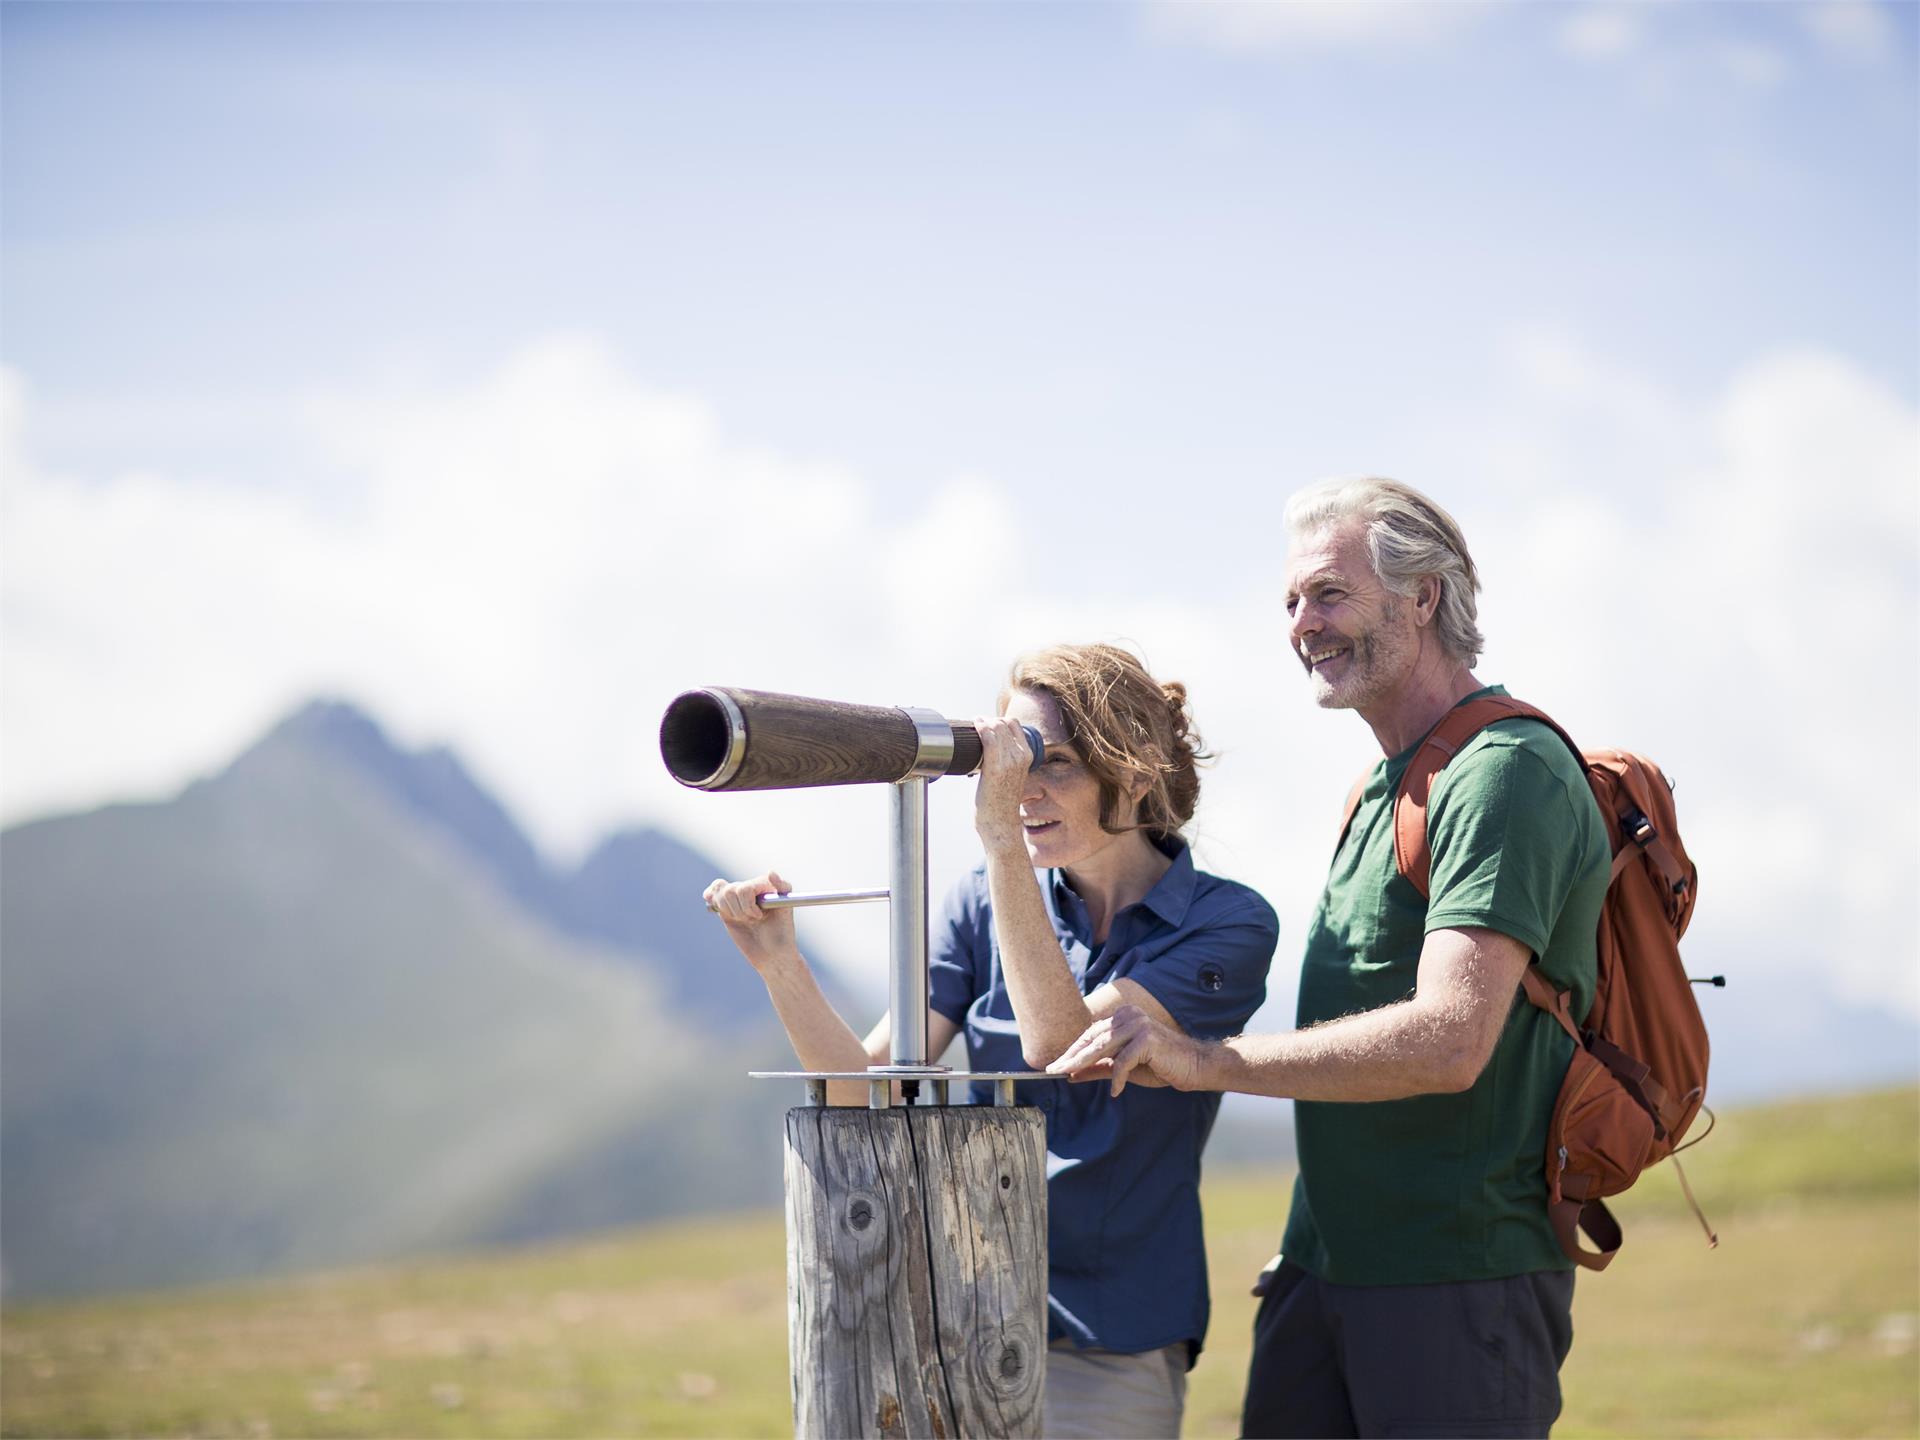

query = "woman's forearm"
[982,843,1095,1068]
[755,950,880,1106]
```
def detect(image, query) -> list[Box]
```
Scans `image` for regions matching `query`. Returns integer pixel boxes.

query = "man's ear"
[1415,574,1442,626]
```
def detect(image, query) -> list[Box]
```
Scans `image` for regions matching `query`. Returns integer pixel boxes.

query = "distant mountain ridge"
[269,700,557,915]
[0,698,827,1300]
[262,699,834,1031]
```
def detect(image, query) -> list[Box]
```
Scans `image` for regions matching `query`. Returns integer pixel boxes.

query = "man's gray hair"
[1285,477,1485,667]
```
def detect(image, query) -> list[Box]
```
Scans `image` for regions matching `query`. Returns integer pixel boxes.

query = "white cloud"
[1142,0,1503,55]
[1558,7,1642,61]
[4,332,1916,1028]
[0,340,1329,1001]
[1470,334,1919,1017]
[1716,40,1790,91]
[1540,5,1816,96]
[1798,0,1900,62]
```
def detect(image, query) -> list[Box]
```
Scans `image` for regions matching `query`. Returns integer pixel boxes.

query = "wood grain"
[784,1106,1047,1439]
[687,689,921,791]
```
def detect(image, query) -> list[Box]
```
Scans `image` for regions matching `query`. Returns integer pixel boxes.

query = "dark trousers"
[1240,1261,1575,1439]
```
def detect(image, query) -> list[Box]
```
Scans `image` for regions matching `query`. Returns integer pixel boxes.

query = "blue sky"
[3,2,1916,1079]
[8,2,1912,505]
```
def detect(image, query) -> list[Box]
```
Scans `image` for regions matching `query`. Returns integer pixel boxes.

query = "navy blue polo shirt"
[928,838,1277,1360]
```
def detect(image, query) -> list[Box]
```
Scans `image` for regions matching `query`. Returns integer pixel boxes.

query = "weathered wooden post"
[785,1102,1045,1438]
[663,689,1051,1439]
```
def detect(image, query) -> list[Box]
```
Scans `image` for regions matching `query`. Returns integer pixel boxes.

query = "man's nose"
[1289,601,1317,646]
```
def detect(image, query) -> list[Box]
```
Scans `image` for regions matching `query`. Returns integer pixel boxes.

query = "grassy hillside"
[3,1086,1914,1439]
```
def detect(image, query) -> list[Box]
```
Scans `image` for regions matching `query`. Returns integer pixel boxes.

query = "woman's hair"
[1284,476,1485,667]
[1001,642,1208,843]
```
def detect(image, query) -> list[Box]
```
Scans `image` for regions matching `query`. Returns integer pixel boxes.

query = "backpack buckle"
[1620,806,1656,848]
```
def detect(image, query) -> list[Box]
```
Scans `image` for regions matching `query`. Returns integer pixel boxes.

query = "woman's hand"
[973,715,1033,856]
[703,871,802,972]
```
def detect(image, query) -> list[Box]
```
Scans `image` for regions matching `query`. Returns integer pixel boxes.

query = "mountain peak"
[236,699,831,1030]
[248,697,555,911]
[266,696,396,760]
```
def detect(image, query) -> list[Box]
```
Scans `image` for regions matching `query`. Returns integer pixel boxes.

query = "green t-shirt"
[1279,686,1610,1285]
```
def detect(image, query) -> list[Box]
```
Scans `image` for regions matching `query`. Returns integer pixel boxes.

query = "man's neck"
[1357,654,1482,758]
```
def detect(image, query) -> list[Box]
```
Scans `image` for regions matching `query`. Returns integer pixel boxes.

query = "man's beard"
[1308,598,1407,711]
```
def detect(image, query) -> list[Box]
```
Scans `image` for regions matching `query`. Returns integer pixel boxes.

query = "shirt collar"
[1045,834,1197,932]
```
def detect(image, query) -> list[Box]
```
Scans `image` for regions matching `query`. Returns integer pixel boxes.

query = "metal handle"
[705,888,890,913]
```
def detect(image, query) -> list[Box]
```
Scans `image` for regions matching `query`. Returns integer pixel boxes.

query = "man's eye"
[1322,589,1344,603]
[1284,597,1299,615]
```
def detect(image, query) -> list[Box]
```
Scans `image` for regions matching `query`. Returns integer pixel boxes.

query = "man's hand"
[1047,1004,1207,1096]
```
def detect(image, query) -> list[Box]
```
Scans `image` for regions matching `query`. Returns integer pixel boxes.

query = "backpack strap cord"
[1669,1149,1719,1250]
[1672,1099,1716,1154]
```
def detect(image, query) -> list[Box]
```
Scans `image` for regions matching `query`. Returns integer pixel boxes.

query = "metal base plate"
[748,1070,1050,1080]
[749,1069,1058,1109]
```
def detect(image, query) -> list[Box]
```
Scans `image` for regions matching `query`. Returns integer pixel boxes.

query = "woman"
[705,642,1277,1439]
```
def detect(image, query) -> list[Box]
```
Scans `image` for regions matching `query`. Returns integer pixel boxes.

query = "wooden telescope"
[661,685,1045,1092]
[661,687,1049,1437]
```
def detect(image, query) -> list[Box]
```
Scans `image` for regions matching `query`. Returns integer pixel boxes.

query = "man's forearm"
[1190,996,1488,1102]
[1052,926,1522,1099]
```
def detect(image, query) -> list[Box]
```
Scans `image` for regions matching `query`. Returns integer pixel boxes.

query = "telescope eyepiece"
[1016,724,1046,769]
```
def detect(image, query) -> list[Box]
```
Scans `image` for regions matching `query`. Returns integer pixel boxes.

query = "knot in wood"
[847,1198,875,1231]
[966,1323,1040,1403]
[1000,1173,1012,1190]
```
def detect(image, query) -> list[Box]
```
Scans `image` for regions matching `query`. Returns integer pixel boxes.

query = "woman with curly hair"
[706,642,1277,1438]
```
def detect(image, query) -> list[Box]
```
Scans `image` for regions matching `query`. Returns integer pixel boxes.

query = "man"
[1049,477,1611,1438]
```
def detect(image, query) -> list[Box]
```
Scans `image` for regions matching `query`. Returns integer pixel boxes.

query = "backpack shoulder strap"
[1334,770,1369,860]
[1394,695,1582,898]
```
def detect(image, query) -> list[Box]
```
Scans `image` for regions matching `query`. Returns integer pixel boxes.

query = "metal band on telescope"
[899,706,956,780]
[707,689,748,788]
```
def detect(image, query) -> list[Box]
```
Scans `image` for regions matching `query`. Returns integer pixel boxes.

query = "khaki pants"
[1045,1338,1189,1439]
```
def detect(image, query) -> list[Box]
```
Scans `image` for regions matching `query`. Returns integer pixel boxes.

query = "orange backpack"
[1341,694,1717,1270]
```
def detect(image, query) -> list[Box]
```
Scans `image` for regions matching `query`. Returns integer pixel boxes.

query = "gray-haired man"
[1051,478,1610,1437]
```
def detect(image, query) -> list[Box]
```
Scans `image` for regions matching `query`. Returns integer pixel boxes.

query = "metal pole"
[889,777,930,1067]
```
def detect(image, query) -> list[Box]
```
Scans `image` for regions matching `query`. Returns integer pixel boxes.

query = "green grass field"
[4,1087,1915,1439]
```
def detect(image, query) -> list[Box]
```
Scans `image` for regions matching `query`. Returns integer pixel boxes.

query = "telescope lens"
[661,690,743,788]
